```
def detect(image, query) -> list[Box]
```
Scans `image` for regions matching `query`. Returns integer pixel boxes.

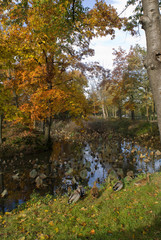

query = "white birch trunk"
[141,0,161,139]
[102,103,106,118]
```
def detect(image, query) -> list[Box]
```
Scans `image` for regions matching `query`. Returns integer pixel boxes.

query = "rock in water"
[80,169,88,179]
[155,150,161,156]
[29,169,37,179]
[1,189,8,198]
[12,173,20,181]
[39,173,47,179]
[65,168,73,176]
[35,176,43,188]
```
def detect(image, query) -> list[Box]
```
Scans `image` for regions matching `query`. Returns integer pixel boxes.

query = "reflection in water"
[1,138,161,212]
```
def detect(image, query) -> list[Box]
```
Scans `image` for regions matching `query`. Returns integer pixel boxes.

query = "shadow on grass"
[79,210,161,240]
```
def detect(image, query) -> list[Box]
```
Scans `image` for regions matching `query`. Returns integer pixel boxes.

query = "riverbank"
[0,118,160,158]
[0,123,47,158]
[1,171,161,239]
[51,118,161,149]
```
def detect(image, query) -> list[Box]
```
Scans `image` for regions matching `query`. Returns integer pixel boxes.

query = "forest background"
[0,0,159,148]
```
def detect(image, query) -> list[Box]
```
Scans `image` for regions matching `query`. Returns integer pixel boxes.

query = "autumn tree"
[0,30,21,143]
[110,47,127,119]
[0,0,125,143]
[0,0,89,142]
[122,45,152,120]
[99,45,153,120]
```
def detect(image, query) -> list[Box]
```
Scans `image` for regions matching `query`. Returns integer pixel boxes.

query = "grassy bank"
[1,172,161,240]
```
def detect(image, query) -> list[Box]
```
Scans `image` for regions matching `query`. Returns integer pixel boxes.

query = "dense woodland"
[0,0,160,145]
[2,1,161,239]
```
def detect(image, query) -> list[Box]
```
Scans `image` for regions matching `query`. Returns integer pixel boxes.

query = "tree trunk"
[42,120,45,134]
[152,101,156,120]
[105,107,108,118]
[146,105,149,121]
[0,171,4,193]
[102,103,106,118]
[114,107,117,118]
[0,115,2,144]
[112,107,115,117]
[8,68,19,108]
[141,0,161,139]
[118,106,122,119]
[33,119,36,129]
[93,102,96,116]
[45,117,52,144]
[131,110,135,120]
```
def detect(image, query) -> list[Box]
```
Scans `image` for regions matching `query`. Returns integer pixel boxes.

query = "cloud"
[84,28,146,69]
[83,0,146,70]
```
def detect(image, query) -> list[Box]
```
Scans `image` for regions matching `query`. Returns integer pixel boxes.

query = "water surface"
[0,137,161,212]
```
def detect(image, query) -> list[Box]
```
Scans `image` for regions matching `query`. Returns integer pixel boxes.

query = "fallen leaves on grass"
[49,221,54,226]
[90,229,95,235]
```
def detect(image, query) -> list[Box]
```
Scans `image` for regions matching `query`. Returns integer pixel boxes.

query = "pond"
[0,136,161,213]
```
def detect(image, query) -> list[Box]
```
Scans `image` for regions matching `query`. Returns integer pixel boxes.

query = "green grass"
[1,173,161,239]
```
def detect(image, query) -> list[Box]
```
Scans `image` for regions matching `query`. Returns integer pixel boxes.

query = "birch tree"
[140,0,161,138]
[126,0,161,138]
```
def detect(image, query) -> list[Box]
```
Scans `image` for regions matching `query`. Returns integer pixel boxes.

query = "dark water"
[0,137,161,213]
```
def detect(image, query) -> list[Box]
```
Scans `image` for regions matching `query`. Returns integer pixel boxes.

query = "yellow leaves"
[19,218,26,223]
[19,213,27,218]
[49,221,54,226]
[85,0,122,38]
[78,233,83,237]
[37,233,49,239]
[90,229,95,235]
[5,212,11,215]
[18,237,25,240]
[81,222,87,227]
[80,207,87,211]
[2,220,6,224]
[55,227,59,233]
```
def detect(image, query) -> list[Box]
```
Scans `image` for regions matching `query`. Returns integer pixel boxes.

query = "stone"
[126,170,134,178]
[29,169,37,179]
[39,173,47,179]
[65,168,73,176]
[1,189,8,198]
[155,150,161,156]
[35,176,43,188]
[85,161,91,169]
[12,173,19,181]
[80,169,88,179]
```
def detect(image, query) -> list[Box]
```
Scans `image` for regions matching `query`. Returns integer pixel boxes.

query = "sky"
[82,0,146,70]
